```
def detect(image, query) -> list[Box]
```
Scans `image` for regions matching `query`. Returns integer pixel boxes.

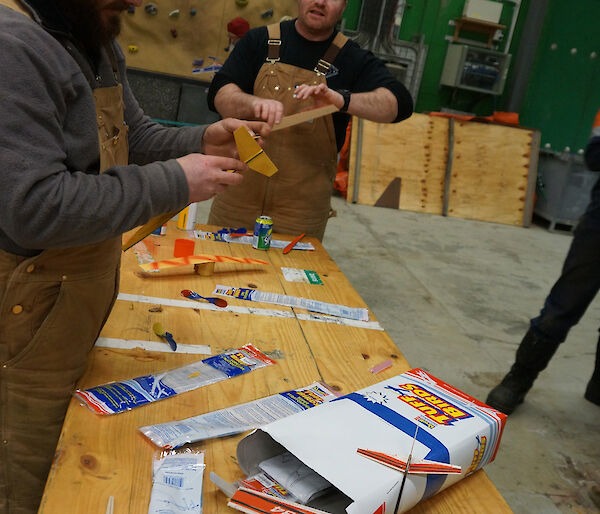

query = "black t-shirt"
[208,19,413,150]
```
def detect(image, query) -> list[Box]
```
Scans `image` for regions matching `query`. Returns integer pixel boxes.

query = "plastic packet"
[75,344,275,415]
[148,448,205,514]
[139,382,338,448]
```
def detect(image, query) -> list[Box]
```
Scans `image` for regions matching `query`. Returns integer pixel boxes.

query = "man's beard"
[57,0,124,54]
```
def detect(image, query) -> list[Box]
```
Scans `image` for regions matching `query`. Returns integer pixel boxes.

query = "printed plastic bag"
[149,449,205,514]
[75,344,275,415]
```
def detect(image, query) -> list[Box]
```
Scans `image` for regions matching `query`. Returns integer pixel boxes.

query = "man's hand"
[251,98,284,126]
[176,154,245,202]
[202,118,271,158]
[294,83,344,110]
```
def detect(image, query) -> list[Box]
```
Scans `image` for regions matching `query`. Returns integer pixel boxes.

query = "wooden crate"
[348,113,449,214]
[447,120,539,226]
[348,113,540,227]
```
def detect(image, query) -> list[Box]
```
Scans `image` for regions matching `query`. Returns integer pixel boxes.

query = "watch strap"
[338,89,351,113]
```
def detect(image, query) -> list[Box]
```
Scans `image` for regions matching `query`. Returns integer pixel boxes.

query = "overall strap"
[52,42,120,89]
[314,32,348,76]
[264,22,349,74]
[266,23,281,63]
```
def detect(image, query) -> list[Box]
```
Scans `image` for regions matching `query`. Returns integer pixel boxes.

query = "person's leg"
[0,250,28,514]
[530,200,600,342]
[0,270,77,514]
[0,244,120,513]
[488,193,600,414]
[584,333,600,405]
[486,329,561,414]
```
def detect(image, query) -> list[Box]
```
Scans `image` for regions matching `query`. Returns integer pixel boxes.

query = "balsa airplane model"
[138,254,268,272]
[356,448,462,475]
[358,430,461,514]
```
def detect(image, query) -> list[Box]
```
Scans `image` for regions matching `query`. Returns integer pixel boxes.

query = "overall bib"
[209,24,348,241]
[0,3,128,512]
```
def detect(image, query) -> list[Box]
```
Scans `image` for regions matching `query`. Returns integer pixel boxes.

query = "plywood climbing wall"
[348,113,449,214]
[117,0,298,81]
[348,114,539,227]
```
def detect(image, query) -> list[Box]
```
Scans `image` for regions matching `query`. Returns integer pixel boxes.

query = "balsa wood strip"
[40,223,510,514]
[271,104,339,132]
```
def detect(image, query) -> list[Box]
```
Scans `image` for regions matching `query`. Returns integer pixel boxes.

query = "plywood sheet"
[447,121,538,226]
[349,114,539,227]
[117,0,298,81]
[348,114,449,214]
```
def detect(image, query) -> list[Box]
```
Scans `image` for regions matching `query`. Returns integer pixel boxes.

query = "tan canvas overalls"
[209,23,348,241]
[0,2,128,512]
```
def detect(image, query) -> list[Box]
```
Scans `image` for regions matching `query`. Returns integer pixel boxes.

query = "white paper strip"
[96,337,212,355]
[116,293,383,331]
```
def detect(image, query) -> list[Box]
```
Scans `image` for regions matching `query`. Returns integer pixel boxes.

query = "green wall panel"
[519,0,600,153]
[342,0,599,152]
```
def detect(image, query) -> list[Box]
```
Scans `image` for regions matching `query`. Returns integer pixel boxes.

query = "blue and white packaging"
[139,382,338,449]
[75,344,274,415]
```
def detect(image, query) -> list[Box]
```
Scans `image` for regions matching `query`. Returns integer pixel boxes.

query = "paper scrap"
[95,337,211,355]
[281,267,323,285]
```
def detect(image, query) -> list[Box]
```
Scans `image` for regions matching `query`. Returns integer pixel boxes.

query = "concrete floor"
[197,196,600,513]
[324,196,600,514]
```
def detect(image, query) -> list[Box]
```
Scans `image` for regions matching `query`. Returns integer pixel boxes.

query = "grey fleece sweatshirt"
[0,6,207,256]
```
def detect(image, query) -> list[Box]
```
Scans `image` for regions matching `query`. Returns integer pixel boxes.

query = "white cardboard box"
[236,368,506,513]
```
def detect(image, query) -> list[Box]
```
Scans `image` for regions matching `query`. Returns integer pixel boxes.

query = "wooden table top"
[39,222,511,514]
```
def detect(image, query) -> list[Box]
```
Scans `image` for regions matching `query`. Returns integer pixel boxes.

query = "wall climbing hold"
[144,3,158,15]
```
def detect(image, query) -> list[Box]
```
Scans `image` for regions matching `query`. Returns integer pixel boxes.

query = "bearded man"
[207,0,414,240]
[0,1,268,512]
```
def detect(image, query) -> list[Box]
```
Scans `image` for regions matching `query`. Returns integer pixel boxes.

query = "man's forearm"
[214,83,257,119]
[347,87,398,123]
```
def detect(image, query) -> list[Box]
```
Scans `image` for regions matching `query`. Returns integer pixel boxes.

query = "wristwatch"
[337,89,351,113]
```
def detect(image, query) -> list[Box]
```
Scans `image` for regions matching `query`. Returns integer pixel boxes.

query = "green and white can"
[252,215,273,250]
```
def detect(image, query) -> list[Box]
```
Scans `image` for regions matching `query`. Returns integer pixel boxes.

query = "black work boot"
[486,328,561,415]
[584,336,600,406]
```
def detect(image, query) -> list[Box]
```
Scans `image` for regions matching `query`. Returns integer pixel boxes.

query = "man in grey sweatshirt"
[0,1,267,512]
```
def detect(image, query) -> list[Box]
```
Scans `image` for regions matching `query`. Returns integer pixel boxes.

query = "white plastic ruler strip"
[116,293,383,331]
[95,337,212,355]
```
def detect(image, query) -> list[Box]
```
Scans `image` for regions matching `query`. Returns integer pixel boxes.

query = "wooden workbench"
[39,222,511,513]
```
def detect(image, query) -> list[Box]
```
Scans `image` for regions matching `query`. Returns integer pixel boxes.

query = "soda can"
[252,215,273,250]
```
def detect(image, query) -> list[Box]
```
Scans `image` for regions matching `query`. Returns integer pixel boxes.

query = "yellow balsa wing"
[234,127,278,177]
